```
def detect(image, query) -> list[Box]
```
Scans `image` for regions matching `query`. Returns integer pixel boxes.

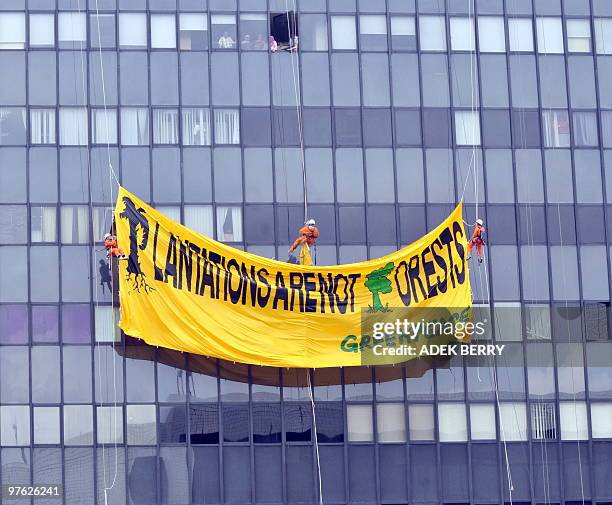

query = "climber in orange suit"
[104,233,127,260]
[467,219,486,263]
[288,219,319,254]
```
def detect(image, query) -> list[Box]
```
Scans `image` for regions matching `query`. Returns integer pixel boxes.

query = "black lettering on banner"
[152,222,164,282]
[303,273,317,313]
[421,246,437,298]
[347,274,361,312]
[318,273,336,313]
[430,237,448,293]
[452,221,466,284]
[178,241,193,291]
[240,263,258,307]
[226,258,243,304]
[289,272,304,312]
[408,254,427,303]
[334,274,350,314]
[164,234,178,288]
[438,227,456,289]
[273,271,288,310]
[256,268,271,308]
[189,243,202,294]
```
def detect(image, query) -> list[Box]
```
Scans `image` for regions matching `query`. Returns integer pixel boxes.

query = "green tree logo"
[364,262,395,312]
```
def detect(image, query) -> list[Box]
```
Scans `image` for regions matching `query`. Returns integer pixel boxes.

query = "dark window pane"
[482,109,511,147]
[334,109,362,146]
[160,406,187,443]
[244,205,275,244]
[223,404,249,442]
[362,108,392,147]
[190,405,219,444]
[241,108,271,146]
[394,109,421,145]
[512,109,541,148]
[253,404,282,443]
[303,108,332,146]
[338,206,366,243]
[423,108,451,147]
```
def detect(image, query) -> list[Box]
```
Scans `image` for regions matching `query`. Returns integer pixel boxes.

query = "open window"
[269,11,299,52]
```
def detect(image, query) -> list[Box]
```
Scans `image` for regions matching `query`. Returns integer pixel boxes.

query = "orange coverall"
[104,236,124,258]
[288,226,319,253]
[467,224,485,258]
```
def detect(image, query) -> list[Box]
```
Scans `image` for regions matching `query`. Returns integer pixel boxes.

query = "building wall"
[0,0,611,503]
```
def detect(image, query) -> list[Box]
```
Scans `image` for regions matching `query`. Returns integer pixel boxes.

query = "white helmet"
[104,233,111,239]
[306,219,316,226]
[476,219,483,226]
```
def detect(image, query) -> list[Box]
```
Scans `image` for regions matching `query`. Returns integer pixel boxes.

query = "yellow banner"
[115,187,472,368]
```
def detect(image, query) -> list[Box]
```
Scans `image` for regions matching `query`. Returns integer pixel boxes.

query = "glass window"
[542,110,570,148]
[216,206,242,242]
[0,13,26,49]
[211,14,237,49]
[0,108,27,145]
[536,17,564,53]
[127,405,157,445]
[151,14,177,49]
[119,13,147,48]
[64,405,93,445]
[478,16,505,52]
[31,346,60,403]
[120,108,149,146]
[438,403,467,442]
[390,16,415,50]
[152,109,179,144]
[550,246,580,300]
[455,111,481,146]
[559,401,589,440]
[419,15,446,50]
[470,404,496,440]
[499,402,527,440]
[31,305,58,343]
[34,407,60,444]
[239,14,267,51]
[539,56,568,108]
[91,109,117,145]
[566,19,591,52]
[359,15,388,51]
[408,404,434,440]
[331,15,357,50]
[97,406,123,444]
[0,347,29,402]
[450,17,475,51]
[182,108,211,146]
[30,14,55,48]
[90,13,116,49]
[591,403,612,438]
[545,149,574,203]
[59,108,88,146]
[573,111,598,147]
[300,14,327,51]
[30,109,56,145]
[0,406,30,446]
[347,404,373,442]
[180,13,208,50]
[184,205,213,236]
[58,12,86,49]
[0,205,26,244]
[214,109,240,144]
[594,18,612,54]
[95,306,119,342]
[508,18,534,51]
[60,206,89,244]
[480,54,509,106]
[376,404,406,443]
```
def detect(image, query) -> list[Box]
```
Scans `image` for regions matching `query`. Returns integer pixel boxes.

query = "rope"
[284,0,307,220]
[306,371,323,505]
[91,0,120,501]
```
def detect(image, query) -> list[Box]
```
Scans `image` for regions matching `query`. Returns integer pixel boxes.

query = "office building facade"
[0,0,611,503]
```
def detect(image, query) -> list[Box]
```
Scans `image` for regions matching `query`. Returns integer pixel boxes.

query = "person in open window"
[217,31,235,49]
[253,33,267,50]
[269,35,278,52]
[241,34,252,50]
